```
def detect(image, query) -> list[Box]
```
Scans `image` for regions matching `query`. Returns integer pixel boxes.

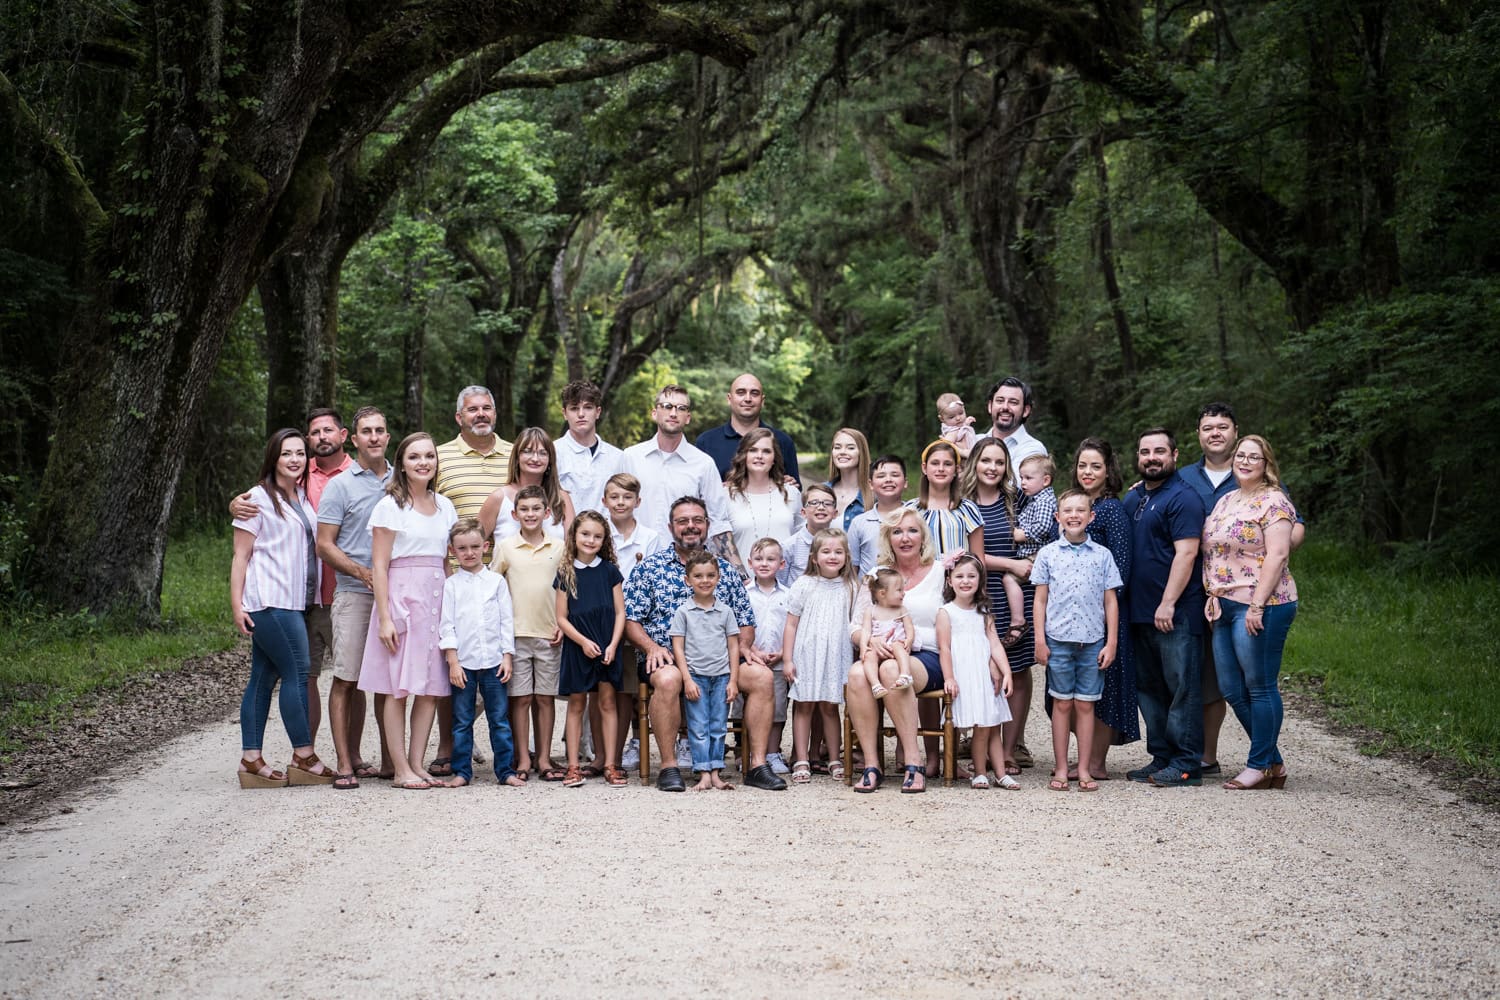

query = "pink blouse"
[1202,488,1298,605]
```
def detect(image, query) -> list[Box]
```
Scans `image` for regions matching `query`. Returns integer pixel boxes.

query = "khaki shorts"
[730,663,787,724]
[510,636,561,697]
[304,605,332,677]
[330,591,375,683]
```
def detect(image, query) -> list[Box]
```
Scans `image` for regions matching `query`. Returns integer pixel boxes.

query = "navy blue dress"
[976,498,1034,673]
[1088,496,1139,743]
[555,561,625,695]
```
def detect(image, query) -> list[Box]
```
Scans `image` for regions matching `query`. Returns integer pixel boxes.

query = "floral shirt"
[1202,488,1299,605]
[624,547,755,650]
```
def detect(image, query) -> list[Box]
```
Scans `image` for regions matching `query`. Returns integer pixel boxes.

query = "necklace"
[747,487,776,540]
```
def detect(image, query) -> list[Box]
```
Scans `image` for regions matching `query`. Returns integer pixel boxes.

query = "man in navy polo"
[1123,427,1206,787]
[694,373,800,484]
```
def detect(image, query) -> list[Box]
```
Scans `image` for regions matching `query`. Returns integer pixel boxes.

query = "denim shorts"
[1045,637,1106,702]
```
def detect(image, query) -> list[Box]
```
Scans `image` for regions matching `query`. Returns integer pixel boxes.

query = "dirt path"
[1,679,1496,998]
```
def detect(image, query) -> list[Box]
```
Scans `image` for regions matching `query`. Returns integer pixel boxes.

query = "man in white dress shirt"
[552,380,623,515]
[621,384,742,571]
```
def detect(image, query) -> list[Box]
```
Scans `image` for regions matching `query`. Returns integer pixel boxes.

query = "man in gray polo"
[315,406,394,786]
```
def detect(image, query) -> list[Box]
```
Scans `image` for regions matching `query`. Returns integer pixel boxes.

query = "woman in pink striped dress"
[358,432,458,789]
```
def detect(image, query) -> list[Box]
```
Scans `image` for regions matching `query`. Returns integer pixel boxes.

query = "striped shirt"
[434,434,511,521]
[233,484,320,613]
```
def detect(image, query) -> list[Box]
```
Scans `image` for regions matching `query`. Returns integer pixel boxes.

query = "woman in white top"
[229,429,336,788]
[846,508,949,793]
[723,428,803,573]
[358,432,458,789]
[477,426,575,545]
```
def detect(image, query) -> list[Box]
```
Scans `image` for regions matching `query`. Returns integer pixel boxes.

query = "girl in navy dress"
[554,510,626,787]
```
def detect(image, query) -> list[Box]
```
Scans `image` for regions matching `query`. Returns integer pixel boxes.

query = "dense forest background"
[2,0,1497,623]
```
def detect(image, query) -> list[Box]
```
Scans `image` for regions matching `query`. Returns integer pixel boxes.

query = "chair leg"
[942,697,956,786]
[842,699,854,786]
[638,682,651,786]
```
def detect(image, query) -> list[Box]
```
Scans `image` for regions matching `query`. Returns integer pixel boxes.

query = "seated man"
[623,496,787,792]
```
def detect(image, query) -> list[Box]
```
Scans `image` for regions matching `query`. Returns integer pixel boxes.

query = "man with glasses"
[623,384,742,569]
[695,372,801,485]
[624,496,787,791]
[1123,428,1208,787]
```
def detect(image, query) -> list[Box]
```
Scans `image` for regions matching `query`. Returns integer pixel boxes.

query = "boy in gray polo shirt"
[670,550,741,791]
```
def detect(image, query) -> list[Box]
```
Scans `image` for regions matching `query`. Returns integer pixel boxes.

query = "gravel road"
[1,672,1496,998]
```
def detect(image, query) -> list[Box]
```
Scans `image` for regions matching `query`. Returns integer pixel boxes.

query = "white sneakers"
[675,738,692,768]
[766,752,790,775]
[621,738,640,770]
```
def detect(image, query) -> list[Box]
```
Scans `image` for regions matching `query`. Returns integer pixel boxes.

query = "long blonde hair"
[959,436,1017,523]
[803,527,859,604]
[825,428,872,511]
[555,510,617,598]
[1234,434,1284,491]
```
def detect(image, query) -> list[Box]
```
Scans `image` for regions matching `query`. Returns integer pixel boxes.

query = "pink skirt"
[357,556,448,697]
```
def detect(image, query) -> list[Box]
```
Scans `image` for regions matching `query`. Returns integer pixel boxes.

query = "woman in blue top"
[1070,437,1138,779]
[825,427,871,530]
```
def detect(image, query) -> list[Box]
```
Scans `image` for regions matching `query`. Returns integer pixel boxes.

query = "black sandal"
[853,767,883,793]
[900,765,926,794]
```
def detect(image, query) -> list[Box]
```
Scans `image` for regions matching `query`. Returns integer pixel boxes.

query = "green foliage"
[0,529,238,753]
[1286,542,1500,776]
[1282,277,1500,564]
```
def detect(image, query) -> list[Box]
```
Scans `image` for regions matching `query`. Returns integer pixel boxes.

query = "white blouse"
[368,492,458,559]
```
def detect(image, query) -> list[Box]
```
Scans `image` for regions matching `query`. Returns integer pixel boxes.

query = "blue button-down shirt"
[1031,537,1122,642]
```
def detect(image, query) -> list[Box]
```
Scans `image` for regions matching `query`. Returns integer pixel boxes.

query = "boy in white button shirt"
[439,519,524,787]
[602,472,665,770]
[739,537,792,773]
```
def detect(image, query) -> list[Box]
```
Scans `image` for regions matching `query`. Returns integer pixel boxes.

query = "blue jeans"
[451,665,516,783]
[1132,622,1203,775]
[1045,637,1106,701]
[1213,599,1297,770]
[685,673,729,771]
[241,608,312,751]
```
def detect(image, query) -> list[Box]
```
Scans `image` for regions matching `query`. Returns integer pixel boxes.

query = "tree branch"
[0,69,106,239]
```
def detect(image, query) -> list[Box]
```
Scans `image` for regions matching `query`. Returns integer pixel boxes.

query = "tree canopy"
[2,0,1496,618]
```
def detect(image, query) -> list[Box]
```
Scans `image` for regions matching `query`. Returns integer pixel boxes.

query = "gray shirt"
[316,462,394,594]
[669,598,737,677]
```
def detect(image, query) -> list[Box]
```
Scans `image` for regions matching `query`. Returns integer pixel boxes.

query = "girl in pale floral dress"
[782,528,859,783]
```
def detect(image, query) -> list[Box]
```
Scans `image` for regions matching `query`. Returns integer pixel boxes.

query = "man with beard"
[314,406,395,786]
[982,376,1046,484]
[695,372,801,485]
[623,496,787,792]
[231,407,352,746]
[1123,428,1207,787]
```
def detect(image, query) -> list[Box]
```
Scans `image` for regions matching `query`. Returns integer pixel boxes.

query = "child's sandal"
[562,765,586,788]
[892,674,913,691]
[828,760,846,781]
[1002,623,1027,647]
[871,682,889,700]
[603,765,628,787]
[791,760,812,784]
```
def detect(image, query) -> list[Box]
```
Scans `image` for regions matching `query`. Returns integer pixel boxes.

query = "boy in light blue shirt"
[1031,489,1121,792]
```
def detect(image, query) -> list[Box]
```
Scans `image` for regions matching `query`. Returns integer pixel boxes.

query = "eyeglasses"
[520,448,549,457]
[804,499,836,509]
[657,402,692,413]
[1234,453,1266,463]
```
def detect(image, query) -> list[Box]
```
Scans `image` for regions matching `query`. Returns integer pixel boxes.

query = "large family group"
[229,373,1301,796]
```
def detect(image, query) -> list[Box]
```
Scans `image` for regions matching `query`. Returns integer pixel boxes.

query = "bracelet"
[1248,603,1265,612]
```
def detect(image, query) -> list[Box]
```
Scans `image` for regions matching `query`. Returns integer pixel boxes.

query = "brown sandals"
[288,751,336,786]
[237,757,288,789]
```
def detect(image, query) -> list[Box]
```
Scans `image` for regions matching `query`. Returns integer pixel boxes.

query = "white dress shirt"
[438,566,516,670]
[611,520,667,581]
[621,436,733,539]
[553,432,624,515]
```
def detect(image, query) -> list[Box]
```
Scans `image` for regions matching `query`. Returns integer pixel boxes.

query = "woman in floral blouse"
[1202,434,1298,790]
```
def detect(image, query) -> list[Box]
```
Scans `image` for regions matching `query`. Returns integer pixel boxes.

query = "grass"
[0,530,240,755]
[1285,541,1500,777]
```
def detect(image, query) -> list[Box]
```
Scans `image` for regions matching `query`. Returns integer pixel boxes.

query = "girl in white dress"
[782,528,858,783]
[937,553,1016,789]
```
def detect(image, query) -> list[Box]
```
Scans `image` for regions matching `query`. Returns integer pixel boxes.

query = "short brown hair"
[683,550,720,576]
[605,472,641,496]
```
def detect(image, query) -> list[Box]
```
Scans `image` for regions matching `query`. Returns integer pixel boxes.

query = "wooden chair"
[636,681,748,785]
[841,688,955,786]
